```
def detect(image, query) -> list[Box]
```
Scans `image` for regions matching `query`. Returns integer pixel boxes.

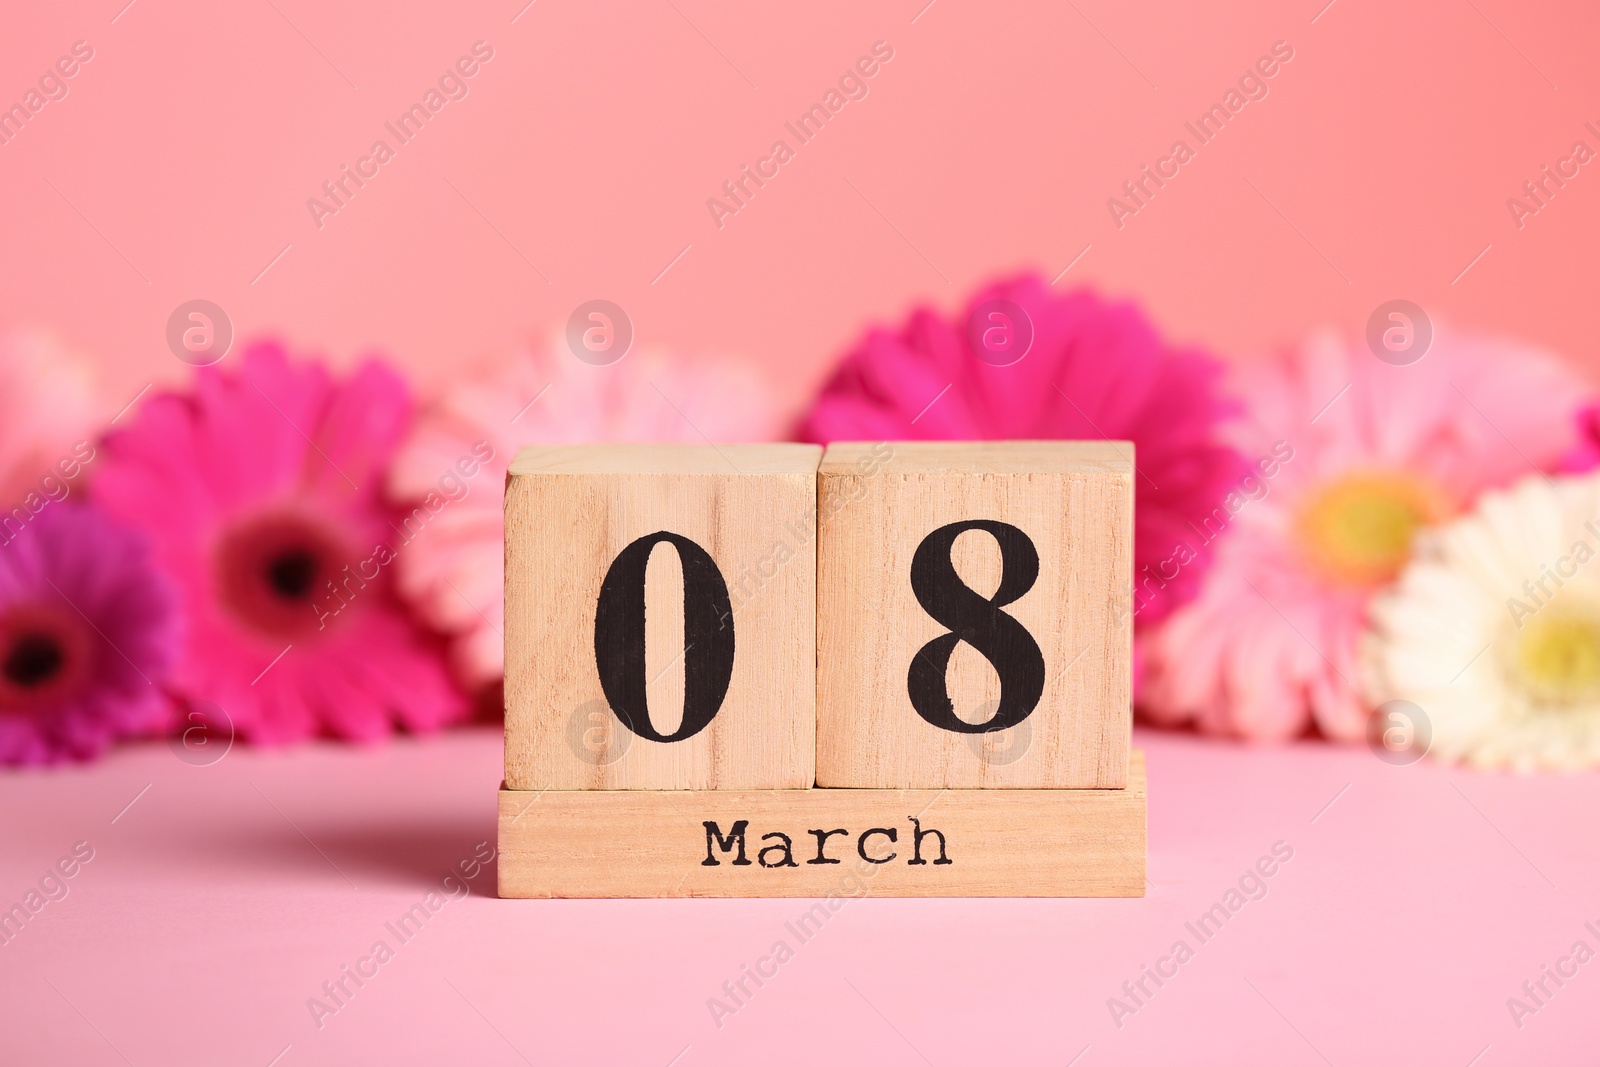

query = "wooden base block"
[497,753,1145,898]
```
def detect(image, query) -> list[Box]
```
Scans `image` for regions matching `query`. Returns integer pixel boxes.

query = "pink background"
[4,0,1600,1062]
[2,0,1597,412]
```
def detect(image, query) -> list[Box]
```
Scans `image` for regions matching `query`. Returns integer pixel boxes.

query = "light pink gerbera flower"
[93,341,465,744]
[0,330,103,517]
[1141,328,1590,741]
[388,338,781,690]
[798,273,1246,627]
[0,503,179,764]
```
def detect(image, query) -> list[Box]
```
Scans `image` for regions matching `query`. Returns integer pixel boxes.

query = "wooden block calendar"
[498,441,1145,898]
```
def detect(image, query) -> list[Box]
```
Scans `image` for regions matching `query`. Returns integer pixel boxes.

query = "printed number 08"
[591,522,1046,743]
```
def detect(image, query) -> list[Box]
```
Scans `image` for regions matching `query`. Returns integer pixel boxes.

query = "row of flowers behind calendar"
[2,273,1598,770]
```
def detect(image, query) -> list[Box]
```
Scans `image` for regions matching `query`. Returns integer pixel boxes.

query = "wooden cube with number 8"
[504,443,822,790]
[816,441,1132,789]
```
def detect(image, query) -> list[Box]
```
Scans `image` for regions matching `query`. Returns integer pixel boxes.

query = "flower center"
[266,549,319,599]
[215,512,352,640]
[4,633,63,688]
[1514,606,1600,706]
[0,607,92,711]
[1296,471,1447,586]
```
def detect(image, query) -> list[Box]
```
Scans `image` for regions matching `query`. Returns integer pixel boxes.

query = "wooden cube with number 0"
[504,443,822,790]
[816,441,1132,789]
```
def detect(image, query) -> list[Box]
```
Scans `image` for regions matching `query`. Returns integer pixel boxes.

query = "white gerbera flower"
[1363,471,1600,771]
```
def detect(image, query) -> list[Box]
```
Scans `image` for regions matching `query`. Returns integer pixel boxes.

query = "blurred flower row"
[3,273,1598,771]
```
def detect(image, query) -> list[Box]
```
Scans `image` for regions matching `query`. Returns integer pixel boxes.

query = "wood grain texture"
[816,441,1133,789]
[497,753,1146,898]
[504,443,822,790]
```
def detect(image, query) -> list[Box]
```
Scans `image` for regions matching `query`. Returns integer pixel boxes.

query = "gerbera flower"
[92,341,464,744]
[1364,472,1600,770]
[1141,328,1589,741]
[1562,402,1600,473]
[387,337,780,689]
[0,330,103,514]
[797,272,1246,627]
[0,503,178,764]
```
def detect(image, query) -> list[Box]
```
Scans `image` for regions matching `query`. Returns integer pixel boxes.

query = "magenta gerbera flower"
[92,341,465,744]
[0,503,178,764]
[798,272,1246,625]
[1562,403,1600,473]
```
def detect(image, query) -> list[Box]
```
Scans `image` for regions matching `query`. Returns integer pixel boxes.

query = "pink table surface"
[1,725,1596,1066]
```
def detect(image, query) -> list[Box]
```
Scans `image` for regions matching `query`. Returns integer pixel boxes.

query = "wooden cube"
[816,441,1132,789]
[504,444,822,790]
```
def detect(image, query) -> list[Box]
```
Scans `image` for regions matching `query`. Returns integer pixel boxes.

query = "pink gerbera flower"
[0,503,178,764]
[798,272,1246,626]
[388,337,780,690]
[92,341,464,744]
[1141,328,1590,741]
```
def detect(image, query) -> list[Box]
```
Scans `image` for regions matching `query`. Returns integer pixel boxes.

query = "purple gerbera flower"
[0,502,179,764]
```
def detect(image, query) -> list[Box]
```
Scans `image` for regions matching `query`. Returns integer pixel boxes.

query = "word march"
[700,816,954,868]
